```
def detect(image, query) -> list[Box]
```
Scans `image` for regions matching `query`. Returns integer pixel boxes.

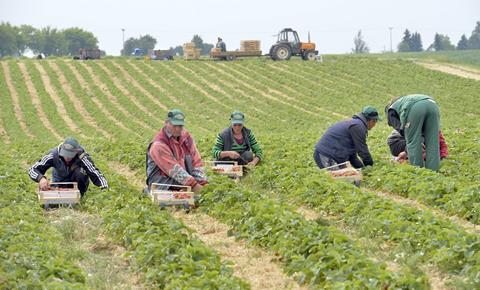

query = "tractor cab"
[277,28,301,47]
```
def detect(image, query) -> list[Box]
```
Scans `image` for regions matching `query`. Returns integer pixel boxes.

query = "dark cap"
[362,106,382,121]
[59,137,80,158]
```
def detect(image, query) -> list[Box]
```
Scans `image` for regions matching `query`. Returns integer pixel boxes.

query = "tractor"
[269,28,318,61]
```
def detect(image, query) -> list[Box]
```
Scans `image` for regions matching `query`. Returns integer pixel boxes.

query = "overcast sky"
[1,0,478,55]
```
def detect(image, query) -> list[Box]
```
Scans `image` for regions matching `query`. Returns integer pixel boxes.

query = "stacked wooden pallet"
[240,40,261,52]
[183,43,201,60]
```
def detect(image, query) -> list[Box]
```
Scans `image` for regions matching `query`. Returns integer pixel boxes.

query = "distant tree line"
[398,21,480,52]
[0,22,99,58]
[352,21,480,54]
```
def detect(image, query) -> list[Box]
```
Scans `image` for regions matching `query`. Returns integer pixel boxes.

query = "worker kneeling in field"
[385,94,441,171]
[28,137,108,195]
[314,106,380,169]
[387,129,448,163]
[146,109,207,193]
[212,111,263,167]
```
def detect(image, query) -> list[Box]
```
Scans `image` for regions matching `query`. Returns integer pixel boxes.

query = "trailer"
[210,50,262,61]
[147,49,174,60]
[74,48,101,60]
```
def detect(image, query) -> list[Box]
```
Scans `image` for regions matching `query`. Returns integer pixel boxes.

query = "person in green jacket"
[385,94,441,171]
[212,111,263,166]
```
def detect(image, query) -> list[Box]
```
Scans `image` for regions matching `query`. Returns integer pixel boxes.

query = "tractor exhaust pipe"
[308,31,311,43]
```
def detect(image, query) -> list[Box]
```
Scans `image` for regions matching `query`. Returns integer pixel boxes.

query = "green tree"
[410,32,423,51]
[170,45,183,56]
[17,25,37,55]
[352,30,369,53]
[432,33,454,51]
[63,27,98,56]
[0,23,100,57]
[398,29,422,52]
[191,35,214,55]
[467,21,480,49]
[397,29,412,52]
[122,34,157,55]
[0,22,18,57]
[457,34,469,50]
[39,27,67,56]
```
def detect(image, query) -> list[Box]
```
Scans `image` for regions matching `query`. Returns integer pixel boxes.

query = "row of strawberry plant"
[364,160,480,224]
[101,60,168,122]
[3,61,58,139]
[36,61,102,137]
[53,60,130,139]
[68,60,147,136]
[20,61,77,137]
[211,61,330,125]
[199,174,428,288]
[16,140,250,289]
[92,139,428,288]
[268,61,375,114]
[186,61,311,131]
[0,62,30,141]
[81,174,249,289]
[174,61,276,126]
[81,61,157,135]
[249,135,480,288]
[0,148,86,288]
[127,60,220,135]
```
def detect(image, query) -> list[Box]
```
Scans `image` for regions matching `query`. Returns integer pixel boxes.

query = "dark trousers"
[53,167,89,195]
[314,150,338,169]
[147,175,182,192]
[218,151,253,166]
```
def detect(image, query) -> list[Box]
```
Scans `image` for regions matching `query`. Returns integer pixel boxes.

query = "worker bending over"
[314,106,380,169]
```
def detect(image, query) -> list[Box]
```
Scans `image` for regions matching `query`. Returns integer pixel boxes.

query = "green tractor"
[269,28,318,61]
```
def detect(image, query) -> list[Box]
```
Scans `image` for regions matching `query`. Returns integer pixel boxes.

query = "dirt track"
[417,61,480,81]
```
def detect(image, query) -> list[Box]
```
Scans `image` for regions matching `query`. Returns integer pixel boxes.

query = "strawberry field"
[1,56,479,289]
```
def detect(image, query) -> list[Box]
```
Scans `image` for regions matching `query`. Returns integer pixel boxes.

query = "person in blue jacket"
[314,106,381,169]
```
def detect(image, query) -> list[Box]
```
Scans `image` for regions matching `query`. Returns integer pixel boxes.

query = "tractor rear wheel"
[272,44,292,61]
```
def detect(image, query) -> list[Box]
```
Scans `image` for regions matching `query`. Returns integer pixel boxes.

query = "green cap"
[362,106,382,121]
[167,109,185,126]
[59,137,80,158]
[230,111,245,125]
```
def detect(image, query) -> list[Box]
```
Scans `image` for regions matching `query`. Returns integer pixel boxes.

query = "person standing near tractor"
[385,94,441,171]
[216,37,226,52]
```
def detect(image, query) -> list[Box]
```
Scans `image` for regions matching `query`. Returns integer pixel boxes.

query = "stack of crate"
[183,43,201,60]
[240,40,261,52]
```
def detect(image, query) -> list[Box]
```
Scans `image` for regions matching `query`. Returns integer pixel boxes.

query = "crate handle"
[150,183,191,192]
[204,160,238,166]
